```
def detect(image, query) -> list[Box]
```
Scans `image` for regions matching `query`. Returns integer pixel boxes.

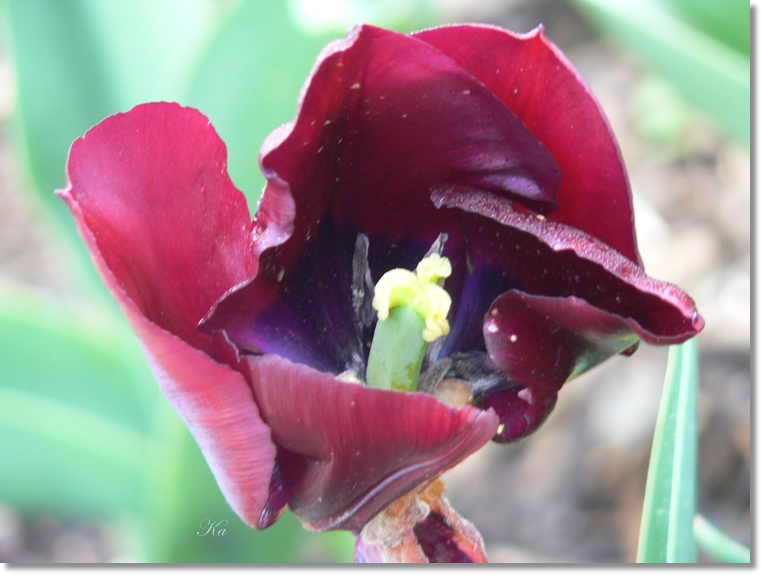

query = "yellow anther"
[415,253,451,285]
[372,255,452,342]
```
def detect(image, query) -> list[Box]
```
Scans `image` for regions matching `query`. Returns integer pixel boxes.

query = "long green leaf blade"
[694,514,751,563]
[571,0,750,142]
[637,338,699,562]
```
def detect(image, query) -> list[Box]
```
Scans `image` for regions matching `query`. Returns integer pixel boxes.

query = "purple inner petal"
[438,266,514,359]
[204,219,446,377]
[203,220,366,375]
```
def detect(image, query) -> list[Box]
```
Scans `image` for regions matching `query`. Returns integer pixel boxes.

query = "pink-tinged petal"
[414,25,640,264]
[61,102,257,355]
[59,102,276,526]
[433,186,703,343]
[245,355,499,531]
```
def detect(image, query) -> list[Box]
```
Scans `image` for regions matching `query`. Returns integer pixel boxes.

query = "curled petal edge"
[433,186,703,344]
[414,23,640,264]
[246,354,499,531]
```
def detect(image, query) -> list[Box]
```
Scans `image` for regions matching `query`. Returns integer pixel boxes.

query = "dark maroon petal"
[433,186,703,344]
[478,290,642,443]
[485,291,641,391]
[203,222,366,375]
[61,102,257,355]
[355,477,488,563]
[414,24,640,264]
[245,354,499,531]
[256,463,289,529]
[477,385,557,443]
[59,103,276,527]
[256,23,560,274]
[413,512,473,563]
[207,23,562,370]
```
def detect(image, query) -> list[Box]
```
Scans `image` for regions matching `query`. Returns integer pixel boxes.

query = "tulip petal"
[414,24,640,263]
[478,290,641,443]
[433,186,703,344]
[61,102,257,353]
[203,222,367,375]
[485,291,641,391]
[256,23,560,275]
[355,477,488,563]
[438,266,513,359]
[246,354,499,531]
[59,102,275,526]
[206,24,566,372]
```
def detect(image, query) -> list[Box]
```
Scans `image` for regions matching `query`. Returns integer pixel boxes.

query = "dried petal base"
[354,478,488,563]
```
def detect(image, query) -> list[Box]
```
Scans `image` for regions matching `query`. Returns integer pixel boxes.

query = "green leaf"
[637,338,699,563]
[8,0,225,202]
[288,0,439,35]
[571,0,750,143]
[694,514,750,564]
[187,0,329,208]
[0,282,158,519]
[6,0,120,288]
[8,0,116,203]
[0,385,150,518]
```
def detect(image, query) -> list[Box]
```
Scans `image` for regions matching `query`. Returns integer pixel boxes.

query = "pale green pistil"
[366,254,452,391]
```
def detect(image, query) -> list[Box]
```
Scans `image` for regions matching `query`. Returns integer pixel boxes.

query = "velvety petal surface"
[476,290,640,442]
[246,355,499,531]
[484,291,641,391]
[414,24,641,264]
[206,24,563,364]
[203,220,367,376]
[433,186,703,343]
[62,102,258,354]
[260,23,560,246]
[60,103,275,526]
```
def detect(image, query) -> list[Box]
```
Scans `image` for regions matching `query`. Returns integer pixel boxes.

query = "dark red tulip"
[59,22,702,555]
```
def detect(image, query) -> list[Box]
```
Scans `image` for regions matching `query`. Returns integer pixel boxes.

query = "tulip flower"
[59,23,703,562]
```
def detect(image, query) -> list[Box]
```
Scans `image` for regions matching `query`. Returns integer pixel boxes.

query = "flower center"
[365,254,452,391]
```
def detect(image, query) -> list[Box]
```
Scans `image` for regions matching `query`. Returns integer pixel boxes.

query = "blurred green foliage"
[572,0,750,143]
